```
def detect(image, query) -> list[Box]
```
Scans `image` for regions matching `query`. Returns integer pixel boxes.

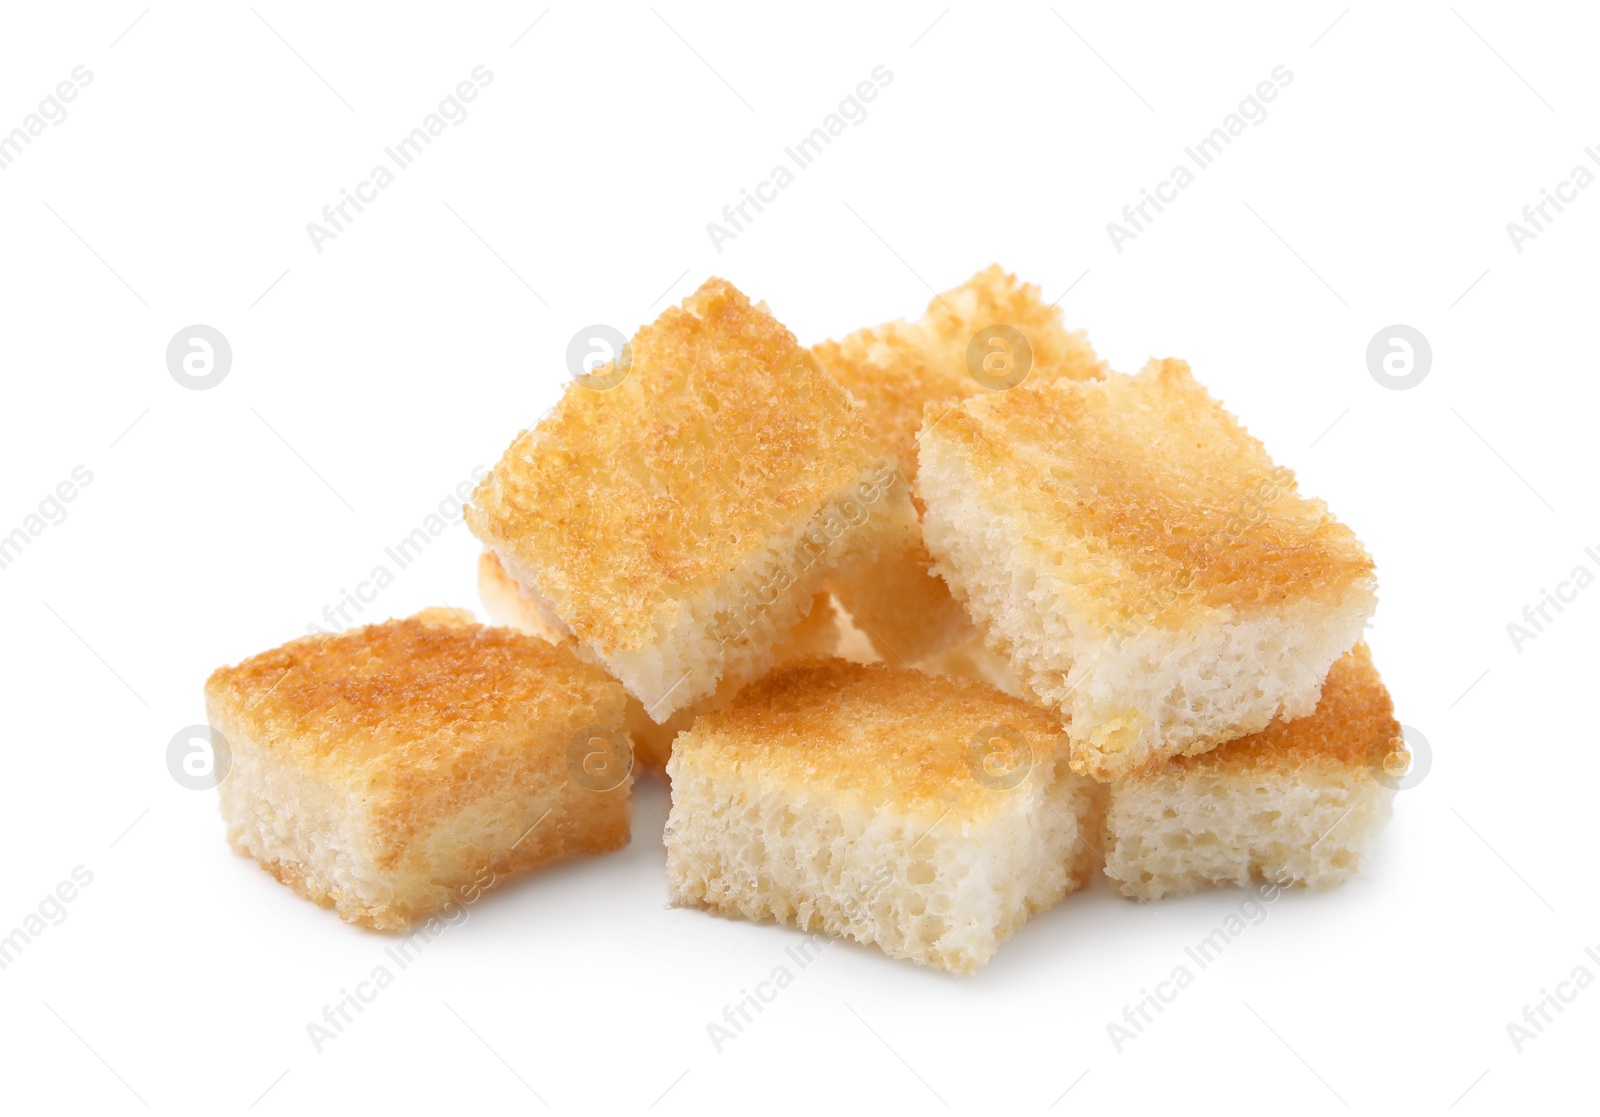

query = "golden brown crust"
[672,660,1066,817]
[467,278,884,655]
[1150,644,1402,779]
[811,320,969,492]
[917,264,1106,392]
[205,612,628,831]
[813,267,1103,663]
[812,265,1104,492]
[922,358,1375,630]
[207,611,633,928]
[479,548,675,773]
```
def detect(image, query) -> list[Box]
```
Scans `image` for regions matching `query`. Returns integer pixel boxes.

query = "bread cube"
[816,266,1103,662]
[664,661,1103,973]
[1102,645,1403,899]
[469,278,916,722]
[917,358,1376,779]
[204,610,631,930]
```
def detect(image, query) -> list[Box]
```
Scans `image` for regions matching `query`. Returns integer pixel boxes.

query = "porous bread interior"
[920,436,1374,776]
[814,265,1103,663]
[666,754,1098,973]
[213,705,629,929]
[915,359,1376,778]
[467,278,890,688]
[205,611,630,930]
[663,662,1103,973]
[477,549,845,771]
[1101,646,1403,899]
[1103,761,1393,900]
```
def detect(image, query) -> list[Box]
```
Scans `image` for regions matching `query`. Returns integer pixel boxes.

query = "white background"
[1,2,1593,1113]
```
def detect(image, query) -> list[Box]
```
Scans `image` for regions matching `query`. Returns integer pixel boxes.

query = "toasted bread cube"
[917,358,1377,779]
[477,550,842,772]
[664,661,1103,974]
[469,279,915,722]
[204,610,632,930]
[1102,645,1403,899]
[816,266,1104,662]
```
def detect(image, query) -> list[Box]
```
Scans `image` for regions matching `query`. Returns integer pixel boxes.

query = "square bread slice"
[204,609,632,930]
[468,278,916,723]
[1102,644,1404,899]
[816,266,1105,663]
[476,549,841,773]
[664,660,1104,974]
[917,357,1377,780]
